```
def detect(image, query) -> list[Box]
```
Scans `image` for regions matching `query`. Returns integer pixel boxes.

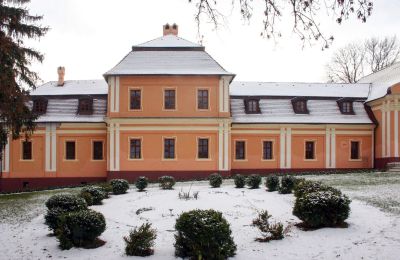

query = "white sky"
[27,0,400,84]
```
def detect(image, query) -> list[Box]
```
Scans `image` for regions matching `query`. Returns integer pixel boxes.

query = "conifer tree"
[0,0,48,161]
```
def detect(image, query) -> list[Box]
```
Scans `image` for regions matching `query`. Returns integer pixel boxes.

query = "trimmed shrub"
[45,207,68,232]
[252,210,284,242]
[246,174,262,189]
[278,175,296,194]
[110,179,129,195]
[124,223,157,256]
[174,209,237,259]
[135,176,149,191]
[45,194,87,212]
[233,174,246,188]
[293,190,351,228]
[159,176,176,190]
[209,173,223,188]
[56,209,106,250]
[265,176,279,192]
[294,180,340,198]
[80,186,106,206]
[97,183,113,197]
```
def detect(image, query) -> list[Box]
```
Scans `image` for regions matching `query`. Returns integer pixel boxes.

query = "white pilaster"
[285,128,291,168]
[2,135,10,173]
[223,78,229,112]
[109,77,115,113]
[280,127,286,169]
[51,123,57,171]
[45,124,51,171]
[219,78,223,113]
[395,99,399,157]
[325,128,331,168]
[330,128,336,168]
[382,106,386,157]
[387,102,391,157]
[115,123,120,171]
[223,121,230,170]
[218,122,223,170]
[115,77,120,113]
[109,123,115,171]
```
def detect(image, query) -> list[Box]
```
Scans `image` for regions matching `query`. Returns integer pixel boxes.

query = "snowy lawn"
[0,174,400,259]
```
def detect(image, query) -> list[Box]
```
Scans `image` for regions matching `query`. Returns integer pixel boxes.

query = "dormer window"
[338,100,354,115]
[32,98,47,115]
[244,99,261,114]
[78,98,93,115]
[292,99,309,114]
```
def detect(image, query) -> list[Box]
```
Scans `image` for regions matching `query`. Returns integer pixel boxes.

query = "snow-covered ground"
[0,176,400,259]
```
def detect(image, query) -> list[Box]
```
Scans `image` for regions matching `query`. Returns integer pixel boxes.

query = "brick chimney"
[57,66,65,86]
[163,23,178,36]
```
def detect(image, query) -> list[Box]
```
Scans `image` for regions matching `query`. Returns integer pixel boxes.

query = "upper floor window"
[164,138,176,159]
[245,99,260,114]
[32,99,47,115]
[350,141,360,160]
[263,141,273,160]
[22,140,32,160]
[292,99,308,114]
[338,101,354,115]
[197,138,209,159]
[78,98,93,115]
[92,141,103,160]
[235,140,246,160]
[164,89,176,110]
[305,141,315,160]
[65,141,76,160]
[130,89,141,110]
[130,138,142,159]
[197,89,209,110]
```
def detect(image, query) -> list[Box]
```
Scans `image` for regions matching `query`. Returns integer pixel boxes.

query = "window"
[130,139,142,159]
[65,141,76,160]
[351,141,360,160]
[92,141,103,160]
[245,99,260,114]
[197,89,209,110]
[263,141,273,160]
[235,141,246,160]
[78,98,93,115]
[305,141,315,160]
[292,100,308,114]
[22,141,32,160]
[338,101,354,114]
[198,138,209,159]
[164,89,176,110]
[32,99,47,115]
[130,89,141,110]
[164,138,175,159]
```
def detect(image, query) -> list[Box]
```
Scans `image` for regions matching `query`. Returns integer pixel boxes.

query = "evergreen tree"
[0,0,48,160]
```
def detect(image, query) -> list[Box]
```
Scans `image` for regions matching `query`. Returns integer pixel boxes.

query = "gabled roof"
[136,35,203,48]
[31,80,108,96]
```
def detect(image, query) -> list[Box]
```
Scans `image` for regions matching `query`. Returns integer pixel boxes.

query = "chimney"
[57,66,65,86]
[163,23,178,36]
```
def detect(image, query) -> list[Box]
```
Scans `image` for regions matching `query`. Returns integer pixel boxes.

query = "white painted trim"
[223,77,229,112]
[280,128,286,168]
[119,126,219,131]
[57,130,107,134]
[109,124,115,171]
[223,121,229,170]
[292,130,326,135]
[219,78,223,113]
[115,123,120,171]
[286,128,291,168]
[395,100,399,157]
[335,131,374,135]
[109,77,115,113]
[325,128,331,168]
[2,135,10,172]
[115,77,120,112]
[382,107,386,157]
[51,123,57,171]
[45,124,51,171]
[387,104,391,157]
[371,131,375,168]
[331,128,336,168]
[218,123,223,170]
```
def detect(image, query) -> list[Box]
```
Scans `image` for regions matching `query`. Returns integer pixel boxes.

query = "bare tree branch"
[365,36,400,73]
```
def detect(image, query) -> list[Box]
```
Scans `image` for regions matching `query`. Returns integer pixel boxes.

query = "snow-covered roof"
[31,80,108,96]
[104,35,232,77]
[358,62,400,102]
[231,99,373,124]
[230,82,370,98]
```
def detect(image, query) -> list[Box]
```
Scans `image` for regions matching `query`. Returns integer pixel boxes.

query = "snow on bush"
[246,174,262,189]
[80,186,107,206]
[265,175,279,192]
[293,190,351,228]
[158,176,176,190]
[294,180,340,198]
[279,175,296,194]
[174,209,237,259]
[110,179,129,195]
[233,174,246,188]
[252,210,284,242]
[135,176,149,192]
[209,173,223,188]
[124,223,157,256]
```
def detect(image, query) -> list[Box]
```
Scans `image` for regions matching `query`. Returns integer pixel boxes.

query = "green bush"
[174,209,237,259]
[45,207,68,232]
[56,209,106,250]
[233,174,246,188]
[124,223,157,256]
[159,176,176,190]
[278,175,296,194]
[110,179,130,195]
[246,174,262,189]
[294,180,340,198]
[252,210,284,242]
[293,190,351,228]
[135,176,149,191]
[80,186,106,206]
[209,173,223,188]
[45,194,87,212]
[97,183,113,197]
[265,176,279,192]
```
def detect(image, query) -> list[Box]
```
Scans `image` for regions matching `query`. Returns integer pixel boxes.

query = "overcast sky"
[27,0,400,84]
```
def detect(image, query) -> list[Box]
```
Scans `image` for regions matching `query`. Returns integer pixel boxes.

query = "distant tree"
[188,0,374,49]
[0,0,48,161]
[326,36,400,83]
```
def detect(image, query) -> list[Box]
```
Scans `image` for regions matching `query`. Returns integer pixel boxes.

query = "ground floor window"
[235,141,246,160]
[198,138,209,159]
[130,139,142,159]
[92,141,103,160]
[351,141,360,160]
[305,141,315,160]
[263,141,273,160]
[65,141,76,160]
[22,141,32,160]
[164,138,175,159]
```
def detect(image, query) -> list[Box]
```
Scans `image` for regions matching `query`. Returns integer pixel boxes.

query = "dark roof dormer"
[337,98,355,115]
[32,98,48,115]
[78,97,93,115]
[244,99,261,114]
[292,97,309,114]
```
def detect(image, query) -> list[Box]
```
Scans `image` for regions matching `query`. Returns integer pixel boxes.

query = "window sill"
[349,159,362,162]
[261,159,275,162]
[233,159,248,162]
[19,159,34,162]
[162,158,177,161]
[196,158,212,161]
[128,158,143,161]
[63,159,79,162]
[91,159,105,162]
[303,159,318,161]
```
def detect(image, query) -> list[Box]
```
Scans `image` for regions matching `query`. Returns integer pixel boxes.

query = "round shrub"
[45,207,68,232]
[124,223,157,256]
[135,176,149,191]
[80,186,106,206]
[56,209,106,249]
[209,173,223,188]
[159,176,176,190]
[265,175,279,192]
[174,209,237,259]
[97,183,113,197]
[233,174,246,188]
[278,175,296,194]
[246,174,262,189]
[45,194,87,212]
[293,190,351,228]
[294,180,340,198]
[110,179,130,195]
